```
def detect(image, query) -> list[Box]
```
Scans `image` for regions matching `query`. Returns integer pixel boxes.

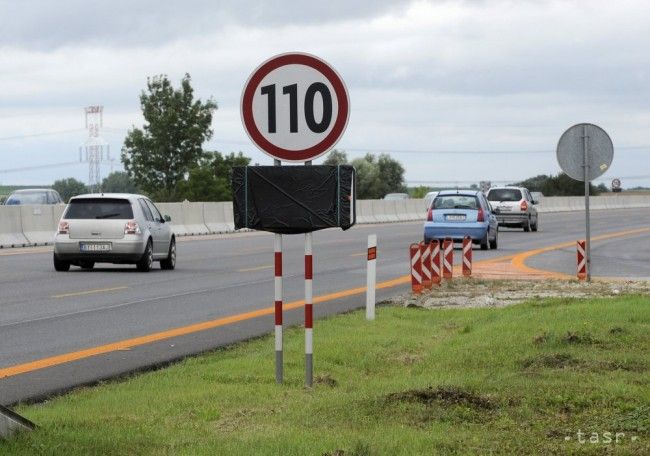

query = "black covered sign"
[232,165,356,234]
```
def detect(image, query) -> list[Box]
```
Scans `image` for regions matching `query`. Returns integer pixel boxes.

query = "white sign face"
[241,53,349,162]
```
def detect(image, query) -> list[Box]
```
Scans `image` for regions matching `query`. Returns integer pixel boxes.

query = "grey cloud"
[0,0,412,49]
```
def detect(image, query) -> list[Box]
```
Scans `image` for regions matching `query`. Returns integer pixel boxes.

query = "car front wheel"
[160,238,176,270]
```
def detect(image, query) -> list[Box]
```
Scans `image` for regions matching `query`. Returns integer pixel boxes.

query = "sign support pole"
[273,158,283,384]
[582,125,591,282]
[304,160,313,387]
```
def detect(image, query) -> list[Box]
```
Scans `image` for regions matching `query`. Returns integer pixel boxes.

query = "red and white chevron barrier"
[410,243,423,293]
[443,238,453,279]
[431,240,441,285]
[420,241,433,289]
[462,236,472,277]
[577,240,586,280]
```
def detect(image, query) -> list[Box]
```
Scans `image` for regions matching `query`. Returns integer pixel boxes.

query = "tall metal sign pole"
[557,123,614,281]
[241,53,350,386]
[80,106,109,193]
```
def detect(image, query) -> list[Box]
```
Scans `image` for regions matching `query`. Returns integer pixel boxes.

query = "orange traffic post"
[577,240,587,280]
[420,241,433,289]
[410,243,423,293]
[430,240,441,285]
[462,236,472,277]
[442,238,453,279]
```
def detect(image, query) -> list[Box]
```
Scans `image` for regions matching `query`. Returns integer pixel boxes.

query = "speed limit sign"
[241,53,350,162]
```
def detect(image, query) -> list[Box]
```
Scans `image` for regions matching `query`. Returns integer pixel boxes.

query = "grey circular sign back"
[556,123,613,181]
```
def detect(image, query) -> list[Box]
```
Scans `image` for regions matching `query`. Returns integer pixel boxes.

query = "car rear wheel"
[531,217,538,232]
[160,238,176,270]
[480,233,489,250]
[53,254,70,272]
[136,240,153,272]
[523,217,531,232]
[489,230,498,250]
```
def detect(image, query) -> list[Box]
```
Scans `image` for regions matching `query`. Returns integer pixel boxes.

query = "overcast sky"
[1,0,649,188]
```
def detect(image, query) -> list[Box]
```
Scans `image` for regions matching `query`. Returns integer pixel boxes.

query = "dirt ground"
[390,279,650,309]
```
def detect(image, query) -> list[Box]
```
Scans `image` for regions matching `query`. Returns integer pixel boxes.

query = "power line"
[0,162,82,174]
[0,129,85,142]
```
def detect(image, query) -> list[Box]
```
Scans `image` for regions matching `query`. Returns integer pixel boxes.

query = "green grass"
[2,295,649,455]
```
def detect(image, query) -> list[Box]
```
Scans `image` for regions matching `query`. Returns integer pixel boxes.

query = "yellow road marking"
[4,228,650,379]
[51,286,129,299]
[237,264,273,272]
[0,247,52,256]
[510,227,650,279]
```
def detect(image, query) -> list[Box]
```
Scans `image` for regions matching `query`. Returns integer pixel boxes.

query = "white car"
[486,186,539,232]
[53,193,176,272]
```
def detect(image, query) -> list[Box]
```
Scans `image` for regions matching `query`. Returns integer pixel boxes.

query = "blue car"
[423,190,498,250]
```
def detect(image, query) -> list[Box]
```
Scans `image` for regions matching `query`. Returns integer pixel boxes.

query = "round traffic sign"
[556,123,614,181]
[241,53,349,162]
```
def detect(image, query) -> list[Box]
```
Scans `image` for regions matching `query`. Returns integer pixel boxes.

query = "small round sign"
[241,52,350,162]
[556,123,614,182]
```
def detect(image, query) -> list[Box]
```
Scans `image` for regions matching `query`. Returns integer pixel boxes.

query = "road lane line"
[511,227,650,278]
[0,255,513,379]
[3,227,648,379]
[51,286,129,299]
[0,247,52,256]
[237,265,273,272]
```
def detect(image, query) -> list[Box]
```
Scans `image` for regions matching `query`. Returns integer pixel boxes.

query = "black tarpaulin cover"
[232,165,356,234]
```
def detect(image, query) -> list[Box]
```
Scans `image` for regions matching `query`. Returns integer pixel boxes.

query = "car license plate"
[446,214,466,221]
[79,242,112,252]
[498,205,512,212]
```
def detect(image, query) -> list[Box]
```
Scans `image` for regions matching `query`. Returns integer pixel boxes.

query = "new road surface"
[1,208,649,404]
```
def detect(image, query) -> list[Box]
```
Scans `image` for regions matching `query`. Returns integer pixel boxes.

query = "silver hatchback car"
[53,193,175,272]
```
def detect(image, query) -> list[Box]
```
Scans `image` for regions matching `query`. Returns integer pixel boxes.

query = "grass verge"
[2,295,649,455]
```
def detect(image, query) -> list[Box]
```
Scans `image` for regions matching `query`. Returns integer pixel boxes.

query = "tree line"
[52,74,607,203]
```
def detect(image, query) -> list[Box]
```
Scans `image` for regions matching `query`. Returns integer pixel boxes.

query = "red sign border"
[241,53,349,162]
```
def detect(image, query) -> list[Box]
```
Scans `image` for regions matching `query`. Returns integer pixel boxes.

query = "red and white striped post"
[410,243,423,293]
[430,240,441,285]
[274,233,283,383]
[577,240,587,280]
[420,241,433,289]
[443,238,453,279]
[462,236,472,277]
[305,232,314,387]
[366,234,377,320]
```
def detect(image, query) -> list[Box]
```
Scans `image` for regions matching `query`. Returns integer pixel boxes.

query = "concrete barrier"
[204,202,231,233]
[0,206,29,248]
[406,199,424,221]
[20,205,56,245]
[395,200,411,221]
[181,202,209,235]
[356,200,376,224]
[223,201,236,232]
[156,202,187,236]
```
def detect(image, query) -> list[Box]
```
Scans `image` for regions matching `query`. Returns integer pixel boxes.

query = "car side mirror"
[164,214,171,222]
[531,199,538,205]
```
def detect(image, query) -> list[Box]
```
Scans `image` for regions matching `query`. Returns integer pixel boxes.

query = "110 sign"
[241,53,350,162]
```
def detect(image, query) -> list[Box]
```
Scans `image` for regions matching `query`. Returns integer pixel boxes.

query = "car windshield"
[487,189,522,202]
[433,195,478,210]
[65,198,134,219]
[5,191,48,205]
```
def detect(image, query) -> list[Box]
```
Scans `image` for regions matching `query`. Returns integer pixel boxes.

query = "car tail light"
[427,208,433,221]
[58,221,69,234]
[520,200,528,211]
[124,220,141,235]
[477,207,485,222]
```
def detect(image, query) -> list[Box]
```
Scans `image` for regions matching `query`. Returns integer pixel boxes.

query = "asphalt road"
[1,208,649,404]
